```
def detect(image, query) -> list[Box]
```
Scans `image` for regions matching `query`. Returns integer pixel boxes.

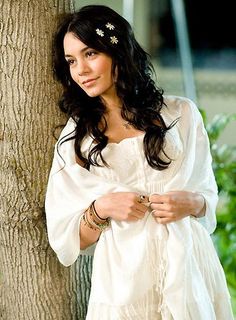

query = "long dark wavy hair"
[53,5,175,170]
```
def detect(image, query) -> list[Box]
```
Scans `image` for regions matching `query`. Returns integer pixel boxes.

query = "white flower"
[106,22,115,30]
[96,28,104,37]
[110,36,118,44]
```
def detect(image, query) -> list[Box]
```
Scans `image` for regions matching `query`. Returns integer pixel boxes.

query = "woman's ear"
[113,65,118,83]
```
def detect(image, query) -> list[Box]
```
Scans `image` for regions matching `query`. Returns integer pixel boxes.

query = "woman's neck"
[100,91,122,112]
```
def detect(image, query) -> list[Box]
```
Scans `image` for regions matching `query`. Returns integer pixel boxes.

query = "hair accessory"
[110,36,118,44]
[106,22,115,30]
[96,28,104,37]
[95,23,118,45]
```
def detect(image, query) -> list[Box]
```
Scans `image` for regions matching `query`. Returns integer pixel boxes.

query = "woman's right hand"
[94,192,149,222]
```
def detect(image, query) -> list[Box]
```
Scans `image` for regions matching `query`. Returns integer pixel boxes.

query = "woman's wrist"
[94,199,110,220]
[198,193,206,217]
[191,193,206,218]
[81,200,111,232]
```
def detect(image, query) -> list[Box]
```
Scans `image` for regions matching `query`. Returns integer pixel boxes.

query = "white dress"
[45,96,234,319]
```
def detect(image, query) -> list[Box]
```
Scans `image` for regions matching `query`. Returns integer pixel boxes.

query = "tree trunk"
[0,1,92,319]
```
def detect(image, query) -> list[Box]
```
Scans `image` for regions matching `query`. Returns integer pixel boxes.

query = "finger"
[131,208,146,219]
[126,215,139,222]
[150,193,175,204]
[149,193,162,203]
[150,202,173,212]
[152,209,178,221]
[154,217,172,224]
[151,210,167,218]
[136,202,149,213]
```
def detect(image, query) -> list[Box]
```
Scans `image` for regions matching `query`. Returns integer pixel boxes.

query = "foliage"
[206,112,236,309]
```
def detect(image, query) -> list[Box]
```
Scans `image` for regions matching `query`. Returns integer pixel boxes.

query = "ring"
[138,195,146,203]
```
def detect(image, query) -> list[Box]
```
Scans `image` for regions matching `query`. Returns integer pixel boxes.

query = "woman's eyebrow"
[65,46,90,57]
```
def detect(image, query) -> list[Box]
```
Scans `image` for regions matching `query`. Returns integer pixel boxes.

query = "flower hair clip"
[95,22,118,45]
[96,28,104,37]
[110,36,118,44]
[105,22,115,30]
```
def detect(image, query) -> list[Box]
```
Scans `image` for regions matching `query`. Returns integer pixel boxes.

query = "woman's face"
[64,32,116,99]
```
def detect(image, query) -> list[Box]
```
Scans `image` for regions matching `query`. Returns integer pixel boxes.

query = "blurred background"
[75,0,236,316]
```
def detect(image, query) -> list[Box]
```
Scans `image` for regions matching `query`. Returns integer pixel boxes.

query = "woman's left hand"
[149,191,206,224]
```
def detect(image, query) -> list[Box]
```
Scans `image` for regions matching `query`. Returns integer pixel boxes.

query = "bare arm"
[80,217,102,250]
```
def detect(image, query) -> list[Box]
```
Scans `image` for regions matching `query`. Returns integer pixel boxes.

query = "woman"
[45,5,234,319]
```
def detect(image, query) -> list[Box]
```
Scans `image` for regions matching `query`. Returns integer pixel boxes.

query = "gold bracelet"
[88,203,110,231]
[82,212,99,231]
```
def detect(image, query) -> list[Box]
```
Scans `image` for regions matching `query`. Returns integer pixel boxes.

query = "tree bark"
[0,1,92,319]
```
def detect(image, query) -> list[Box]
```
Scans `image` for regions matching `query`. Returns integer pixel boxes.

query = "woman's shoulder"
[163,95,198,113]
[57,117,77,142]
[163,95,202,124]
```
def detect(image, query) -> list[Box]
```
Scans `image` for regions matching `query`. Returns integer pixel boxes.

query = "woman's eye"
[85,51,97,58]
[66,59,75,65]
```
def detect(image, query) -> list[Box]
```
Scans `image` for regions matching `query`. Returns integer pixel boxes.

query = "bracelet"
[91,201,108,222]
[82,204,110,231]
[88,204,110,231]
[82,212,98,231]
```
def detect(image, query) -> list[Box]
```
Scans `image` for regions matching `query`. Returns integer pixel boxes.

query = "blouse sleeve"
[163,97,218,234]
[186,100,218,233]
[45,118,130,266]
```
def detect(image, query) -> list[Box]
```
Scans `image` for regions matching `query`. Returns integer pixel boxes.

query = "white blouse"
[45,96,233,319]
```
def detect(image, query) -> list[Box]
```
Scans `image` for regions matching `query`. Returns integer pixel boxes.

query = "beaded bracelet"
[82,203,110,231]
[88,204,110,231]
[82,211,98,231]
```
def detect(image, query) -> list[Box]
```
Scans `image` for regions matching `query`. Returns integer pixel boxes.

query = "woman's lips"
[82,77,98,87]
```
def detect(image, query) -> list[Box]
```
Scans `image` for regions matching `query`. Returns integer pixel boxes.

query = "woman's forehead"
[63,32,88,55]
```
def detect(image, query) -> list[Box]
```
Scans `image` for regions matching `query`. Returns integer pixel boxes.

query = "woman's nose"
[77,59,89,76]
